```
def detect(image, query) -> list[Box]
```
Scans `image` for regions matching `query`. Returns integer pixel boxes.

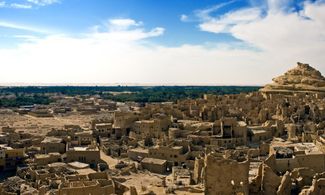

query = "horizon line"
[0,82,266,87]
[0,82,264,87]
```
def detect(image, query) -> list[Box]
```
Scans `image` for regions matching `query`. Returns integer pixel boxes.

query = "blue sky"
[0,0,247,46]
[0,0,324,85]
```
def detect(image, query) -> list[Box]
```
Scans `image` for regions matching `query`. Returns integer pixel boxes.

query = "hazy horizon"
[0,82,263,87]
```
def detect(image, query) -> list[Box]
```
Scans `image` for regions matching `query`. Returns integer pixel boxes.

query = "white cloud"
[109,19,142,27]
[230,3,325,53]
[199,22,226,33]
[195,0,325,76]
[0,0,59,9]
[0,1,5,7]
[108,18,143,31]
[10,3,32,9]
[0,33,272,85]
[0,21,49,33]
[180,14,188,22]
[267,0,294,13]
[223,8,262,22]
[91,19,164,42]
[0,19,177,85]
[27,0,59,6]
[199,7,262,33]
[12,35,39,42]
[195,0,237,21]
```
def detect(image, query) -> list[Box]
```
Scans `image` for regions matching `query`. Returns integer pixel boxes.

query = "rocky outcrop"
[260,62,325,95]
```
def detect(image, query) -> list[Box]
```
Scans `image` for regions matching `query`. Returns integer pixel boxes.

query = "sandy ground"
[121,172,166,194]
[119,172,204,195]
[100,151,204,195]
[0,110,112,135]
[100,150,119,168]
[100,151,166,194]
[76,168,97,175]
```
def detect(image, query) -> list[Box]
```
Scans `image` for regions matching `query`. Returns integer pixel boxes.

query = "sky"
[0,0,324,85]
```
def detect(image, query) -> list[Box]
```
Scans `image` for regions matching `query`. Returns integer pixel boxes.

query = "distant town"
[0,62,325,195]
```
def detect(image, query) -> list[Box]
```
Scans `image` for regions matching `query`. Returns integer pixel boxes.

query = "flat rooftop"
[136,120,155,124]
[71,146,99,151]
[35,153,60,159]
[68,161,90,169]
[142,157,167,165]
[271,140,322,155]
[251,129,269,134]
[129,148,149,153]
[75,131,93,135]
[41,137,63,144]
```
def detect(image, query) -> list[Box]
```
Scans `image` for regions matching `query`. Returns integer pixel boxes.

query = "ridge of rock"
[260,62,325,94]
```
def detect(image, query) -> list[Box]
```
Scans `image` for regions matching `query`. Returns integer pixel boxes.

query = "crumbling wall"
[193,157,204,184]
[277,171,291,195]
[261,163,281,195]
[204,153,249,195]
